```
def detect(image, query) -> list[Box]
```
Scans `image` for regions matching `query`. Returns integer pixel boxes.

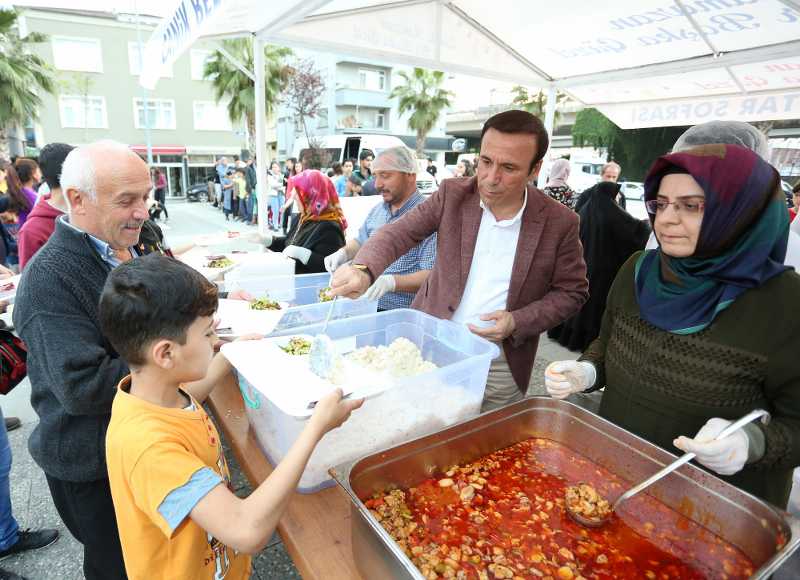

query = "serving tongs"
[309,295,339,380]
[566,408,771,528]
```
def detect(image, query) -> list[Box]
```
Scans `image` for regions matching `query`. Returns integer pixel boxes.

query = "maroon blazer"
[355,176,588,390]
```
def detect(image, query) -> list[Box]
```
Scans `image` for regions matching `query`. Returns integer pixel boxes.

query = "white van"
[292,134,437,194]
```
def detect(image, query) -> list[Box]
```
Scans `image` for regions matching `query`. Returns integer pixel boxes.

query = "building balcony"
[335,87,391,109]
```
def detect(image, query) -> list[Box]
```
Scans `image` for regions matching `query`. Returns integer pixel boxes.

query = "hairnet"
[672,121,770,160]
[372,146,417,174]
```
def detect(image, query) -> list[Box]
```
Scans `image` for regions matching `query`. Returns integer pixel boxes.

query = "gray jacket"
[13,218,128,482]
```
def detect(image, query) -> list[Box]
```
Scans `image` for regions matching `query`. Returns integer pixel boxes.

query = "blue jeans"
[269,195,282,228]
[0,407,19,550]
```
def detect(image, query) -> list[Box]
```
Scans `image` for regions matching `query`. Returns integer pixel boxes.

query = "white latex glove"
[247,231,273,247]
[364,275,396,301]
[673,418,749,476]
[544,360,596,399]
[282,245,312,265]
[324,247,349,273]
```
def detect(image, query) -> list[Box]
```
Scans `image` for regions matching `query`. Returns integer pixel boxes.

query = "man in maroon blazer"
[332,110,588,410]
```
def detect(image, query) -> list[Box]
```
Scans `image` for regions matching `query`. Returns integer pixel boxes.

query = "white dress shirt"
[451,190,528,327]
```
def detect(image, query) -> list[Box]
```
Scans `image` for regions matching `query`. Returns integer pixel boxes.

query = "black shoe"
[0,567,26,579]
[0,529,58,561]
[3,418,19,432]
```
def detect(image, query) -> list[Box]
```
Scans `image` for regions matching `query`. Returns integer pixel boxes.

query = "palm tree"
[204,39,291,153]
[0,9,55,158]
[390,68,453,157]
[510,86,565,126]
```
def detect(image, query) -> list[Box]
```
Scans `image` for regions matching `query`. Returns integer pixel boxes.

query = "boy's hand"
[309,388,363,436]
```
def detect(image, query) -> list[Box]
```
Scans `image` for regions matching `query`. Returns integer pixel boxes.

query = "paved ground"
[1,199,798,578]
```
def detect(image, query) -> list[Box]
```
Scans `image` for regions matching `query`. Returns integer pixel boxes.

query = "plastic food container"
[224,272,377,333]
[222,309,499,492]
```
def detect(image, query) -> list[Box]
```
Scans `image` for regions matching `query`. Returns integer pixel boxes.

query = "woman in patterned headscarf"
[544,144,800,507]
[273,169,346,274]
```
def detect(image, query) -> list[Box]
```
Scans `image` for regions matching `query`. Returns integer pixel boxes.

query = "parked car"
[186,180,211,202]
[620,181,645,200]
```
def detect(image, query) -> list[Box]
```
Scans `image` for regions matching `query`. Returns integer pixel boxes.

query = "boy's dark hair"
[14,158,39,185]
[359,149,374,161]
[480,109,549,172]
[348,174,364,187]
[331,162,343,175]
[235,168,246,176]
[99,255,218,366]
[344,157,356,166]
[793,182,800,195]
[39,143,74,189]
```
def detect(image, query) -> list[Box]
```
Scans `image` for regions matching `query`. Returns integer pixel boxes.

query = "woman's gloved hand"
[544,360,596,399]
[674,418,749,476]
[282,245,312,265]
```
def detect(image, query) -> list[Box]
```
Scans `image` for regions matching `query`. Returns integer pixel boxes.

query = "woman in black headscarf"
[548,180,650,351]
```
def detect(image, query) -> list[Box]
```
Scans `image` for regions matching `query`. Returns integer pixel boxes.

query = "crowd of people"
[0,111,796,579]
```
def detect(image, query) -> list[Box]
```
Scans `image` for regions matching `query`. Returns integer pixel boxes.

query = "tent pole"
[253,36,269,237]
[539,86,557,187]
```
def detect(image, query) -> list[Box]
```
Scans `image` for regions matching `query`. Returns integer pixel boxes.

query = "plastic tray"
[224,272,377,333]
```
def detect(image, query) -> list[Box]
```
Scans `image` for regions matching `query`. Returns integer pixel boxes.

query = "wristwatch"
[352,263,375,284]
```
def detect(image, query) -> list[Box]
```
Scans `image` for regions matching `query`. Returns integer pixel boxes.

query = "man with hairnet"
[324,146,436,310]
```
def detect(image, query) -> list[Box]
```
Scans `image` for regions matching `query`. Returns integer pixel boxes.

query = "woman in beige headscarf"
[542,159,577,209]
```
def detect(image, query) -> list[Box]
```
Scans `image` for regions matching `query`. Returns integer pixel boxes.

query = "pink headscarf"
[287,169,347,231]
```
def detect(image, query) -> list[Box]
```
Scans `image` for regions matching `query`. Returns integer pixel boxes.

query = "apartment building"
[19,7,254,197]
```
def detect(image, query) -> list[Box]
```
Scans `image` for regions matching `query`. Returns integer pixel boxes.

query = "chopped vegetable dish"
[280,337,311,356]
[365,437,755,579]
[250,298,281,311]
[207,257,234,269]
[318,286,334,302]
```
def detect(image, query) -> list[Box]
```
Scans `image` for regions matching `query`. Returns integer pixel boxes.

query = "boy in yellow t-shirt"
[100,254,362,580]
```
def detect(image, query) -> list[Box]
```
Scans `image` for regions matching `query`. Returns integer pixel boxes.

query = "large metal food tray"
[331,397,800,579]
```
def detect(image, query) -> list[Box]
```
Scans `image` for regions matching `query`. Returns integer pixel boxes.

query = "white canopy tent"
[139,0,800,231]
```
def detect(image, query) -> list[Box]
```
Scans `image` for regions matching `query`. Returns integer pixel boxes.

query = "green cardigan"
[581,252,800,507]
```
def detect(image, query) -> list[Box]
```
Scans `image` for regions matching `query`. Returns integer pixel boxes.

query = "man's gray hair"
[673,120,770,160]
[60,140,135,204]
[372,146,418,174]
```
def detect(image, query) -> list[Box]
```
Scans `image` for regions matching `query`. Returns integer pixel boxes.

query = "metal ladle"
[566,408,771,528]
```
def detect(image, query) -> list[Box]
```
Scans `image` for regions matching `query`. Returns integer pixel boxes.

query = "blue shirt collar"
[386,190,423,218]
[60,216,130,268]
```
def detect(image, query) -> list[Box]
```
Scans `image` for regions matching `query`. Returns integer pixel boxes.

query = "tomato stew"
[365,437,755,580]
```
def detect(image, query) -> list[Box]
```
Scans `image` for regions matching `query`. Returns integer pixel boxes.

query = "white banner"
[139,0,228,90]
[597,91,800,129]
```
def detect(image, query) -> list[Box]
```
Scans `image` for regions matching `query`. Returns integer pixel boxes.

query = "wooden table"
[208,372,364,579]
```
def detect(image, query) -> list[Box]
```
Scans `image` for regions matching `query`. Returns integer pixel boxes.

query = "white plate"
[0,275,21,305]
[215,298,288,336]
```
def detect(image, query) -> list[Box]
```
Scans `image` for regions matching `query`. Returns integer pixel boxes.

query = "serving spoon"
[566,408,771,528]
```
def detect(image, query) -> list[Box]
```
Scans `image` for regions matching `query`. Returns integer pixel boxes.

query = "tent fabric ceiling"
[143,0,800,128]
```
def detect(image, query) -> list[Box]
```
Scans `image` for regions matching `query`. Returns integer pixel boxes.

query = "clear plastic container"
[231,309,500,492]
[225,272,377,332]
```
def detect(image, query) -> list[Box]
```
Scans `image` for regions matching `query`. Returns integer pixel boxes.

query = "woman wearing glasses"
[545,144,799,507]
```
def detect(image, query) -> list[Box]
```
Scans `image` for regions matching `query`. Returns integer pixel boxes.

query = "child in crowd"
[344,174,364,197]
[100,254,362,580]
[221,170,234,220]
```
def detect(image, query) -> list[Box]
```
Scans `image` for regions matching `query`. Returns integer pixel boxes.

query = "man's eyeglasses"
[645,199,705,215]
